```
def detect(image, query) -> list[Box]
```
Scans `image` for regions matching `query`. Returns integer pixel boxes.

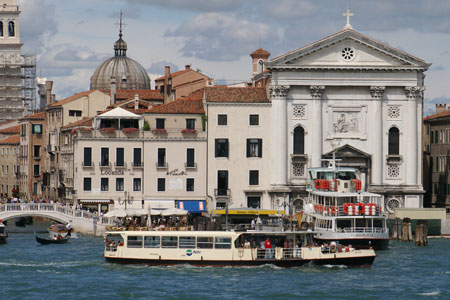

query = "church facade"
[266,27,430,214]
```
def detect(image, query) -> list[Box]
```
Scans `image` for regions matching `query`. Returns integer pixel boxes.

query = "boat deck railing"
[309,204,384,217]
[340,227,388,234]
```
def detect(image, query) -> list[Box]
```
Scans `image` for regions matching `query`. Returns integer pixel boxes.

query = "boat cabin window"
[179,236,196,249]
[105,234,123,245]
[215,237,232,249]
[162,236,178,248]
[197,237,213,249]
[127,236,143,248]
[373,219,383,228]
[0,227,4,234]
[144,236,161,248]
[336,171,356,180]
[336,219,351,230]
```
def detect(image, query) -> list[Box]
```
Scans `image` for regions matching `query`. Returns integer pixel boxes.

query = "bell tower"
[250,48,270,77]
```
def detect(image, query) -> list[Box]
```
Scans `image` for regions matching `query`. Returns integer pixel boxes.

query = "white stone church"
[264,20,430,213]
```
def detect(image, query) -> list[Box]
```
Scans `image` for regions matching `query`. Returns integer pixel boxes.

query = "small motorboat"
[0,221,8,244]
[35,234,70,245]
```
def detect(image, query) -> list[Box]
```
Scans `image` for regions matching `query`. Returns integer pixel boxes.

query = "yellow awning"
[209,209,285,215]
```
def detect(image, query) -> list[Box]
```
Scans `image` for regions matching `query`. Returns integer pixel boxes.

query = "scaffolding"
[0,53,36,122]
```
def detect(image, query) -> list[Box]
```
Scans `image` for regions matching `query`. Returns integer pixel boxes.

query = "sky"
[17,0,450,115]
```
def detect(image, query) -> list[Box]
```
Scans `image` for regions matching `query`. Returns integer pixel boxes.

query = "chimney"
[134,94,139,110]
[24,102,29,116]
[110,76,117,105]
[185,64,191,70]
[51,94,56,104]
[164,66,171,104]
[45,81,53,107]
[165,66,170,77]
[436,104,447,114]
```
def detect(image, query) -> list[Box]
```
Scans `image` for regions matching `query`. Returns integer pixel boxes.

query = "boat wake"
[419,290,441,296]
[321,264,348,269]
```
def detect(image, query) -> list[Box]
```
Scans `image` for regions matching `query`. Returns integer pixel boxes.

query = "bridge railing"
[0,203,115,225]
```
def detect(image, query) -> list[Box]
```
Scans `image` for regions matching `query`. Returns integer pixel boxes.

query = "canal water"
[0,232,449,300]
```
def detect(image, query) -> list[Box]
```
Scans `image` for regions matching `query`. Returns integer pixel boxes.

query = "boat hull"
[35,235,70,245]
[314,236,389,250]
[0,236,7,244]
[104,256,374,268]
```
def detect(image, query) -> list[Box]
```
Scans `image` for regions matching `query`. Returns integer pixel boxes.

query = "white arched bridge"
[0,203,115,236]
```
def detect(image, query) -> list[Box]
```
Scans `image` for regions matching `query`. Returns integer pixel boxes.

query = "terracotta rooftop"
[424,109,450,121]
[0,124,20,134]
[155,69,190,81]
[47,90,104,108]
[146,97,205,115]
[115,89,163,101]
[0,134,19,145]
[107,98,153,110]
[204,87,269,103]
[250,48,270,57]
[62,117,93,129]
[20,111,45,120]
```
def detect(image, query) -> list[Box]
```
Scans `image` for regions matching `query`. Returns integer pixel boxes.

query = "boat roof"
[307,167,357,172]
[106,230,315,237]
[310,191,382,197]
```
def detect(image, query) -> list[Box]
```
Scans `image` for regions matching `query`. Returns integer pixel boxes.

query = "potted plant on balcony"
[100,127,116,133]
[152,128,167,134]
[122,127,139,134]
[181,129,197,134]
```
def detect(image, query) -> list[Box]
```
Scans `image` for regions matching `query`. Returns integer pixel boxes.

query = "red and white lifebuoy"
[343,203,354,215]
[355,203,365,215]
[366,203,377,215]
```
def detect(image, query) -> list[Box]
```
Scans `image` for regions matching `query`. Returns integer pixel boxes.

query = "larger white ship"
[303,161,389,250]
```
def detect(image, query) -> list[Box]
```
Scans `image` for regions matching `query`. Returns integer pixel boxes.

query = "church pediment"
[267,29,430,70]
[323,144,370,159]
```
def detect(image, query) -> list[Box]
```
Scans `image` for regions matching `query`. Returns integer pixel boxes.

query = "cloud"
[119,0,245,12]
[166,12,278,61]
[147,61,179,76]
[20,0,58,55]
[424,96,450,116]
[39,44,109,77]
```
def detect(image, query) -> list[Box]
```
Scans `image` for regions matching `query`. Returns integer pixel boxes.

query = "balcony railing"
[99,162,111,168]
[114,162,127,168]
[132,162,144,168]
[82,161,93,168]
[214,188,231,197]
[185,162,197,169]
[156,162,168,169]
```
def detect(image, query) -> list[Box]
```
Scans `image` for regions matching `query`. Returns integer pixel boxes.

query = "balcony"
[291,154,308,163]
[156,162,168,169]
[82,161,94,168]
[114,162,127,168]
[152,128,167,134]
[132,162,144,169]
[33,155,41,161]
[99,162,111,168]
[181,129,197,134]
[214,188,231,199]
[185,162,197,170]
[386,155,402,164]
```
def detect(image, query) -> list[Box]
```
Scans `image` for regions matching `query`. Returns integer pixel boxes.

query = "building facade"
[266,27,430,213]
[204,87,274,211]
[18,112,45,199]
[423,105,450,213]
[0,133,18,197]
[73,98,207,213]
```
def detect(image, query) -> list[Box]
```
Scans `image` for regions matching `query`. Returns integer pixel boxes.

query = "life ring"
[322,180,330,190]
[314,204,319,212]
[314,180,321,189]
[331,206,338,215]
[343,203,353,215]
[367,203,377,215]
[355,203,365,215]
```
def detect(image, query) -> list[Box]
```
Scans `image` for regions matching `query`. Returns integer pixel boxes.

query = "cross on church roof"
[343,7,354,30]
[115,10,127,38]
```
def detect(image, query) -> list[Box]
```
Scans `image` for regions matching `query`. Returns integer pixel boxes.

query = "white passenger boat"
[104,230,376,268]
[303,162,390,250]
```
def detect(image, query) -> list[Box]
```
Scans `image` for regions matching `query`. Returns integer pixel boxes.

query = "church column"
[270,85,290,186]
[405,86,423,185]
[370,86,385,185]
[310,86,325,167]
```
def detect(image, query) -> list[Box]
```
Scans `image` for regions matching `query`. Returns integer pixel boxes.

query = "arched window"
[258,60,264,73]
[388,127,400,155]
[0,21,3,37]
[8,21,14,37]
[293,126,305,154]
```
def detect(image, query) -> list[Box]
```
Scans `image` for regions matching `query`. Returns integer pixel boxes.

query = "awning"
[176,200,206,213]
[209,208,285,215]
[146,200,175,209]
[80,199,112,204]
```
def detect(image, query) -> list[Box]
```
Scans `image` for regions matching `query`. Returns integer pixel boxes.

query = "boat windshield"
[336,172,356,180]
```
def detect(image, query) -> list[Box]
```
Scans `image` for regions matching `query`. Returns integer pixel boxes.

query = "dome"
[90,22,151,90]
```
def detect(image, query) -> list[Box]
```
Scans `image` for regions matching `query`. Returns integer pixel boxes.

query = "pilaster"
[310,85,324,167]
[370,86,385,185]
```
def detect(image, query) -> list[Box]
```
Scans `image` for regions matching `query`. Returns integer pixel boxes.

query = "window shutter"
[215,139,219,157]
[246,139,250,157]
[258,139,262,158]
[225,139,229,157]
